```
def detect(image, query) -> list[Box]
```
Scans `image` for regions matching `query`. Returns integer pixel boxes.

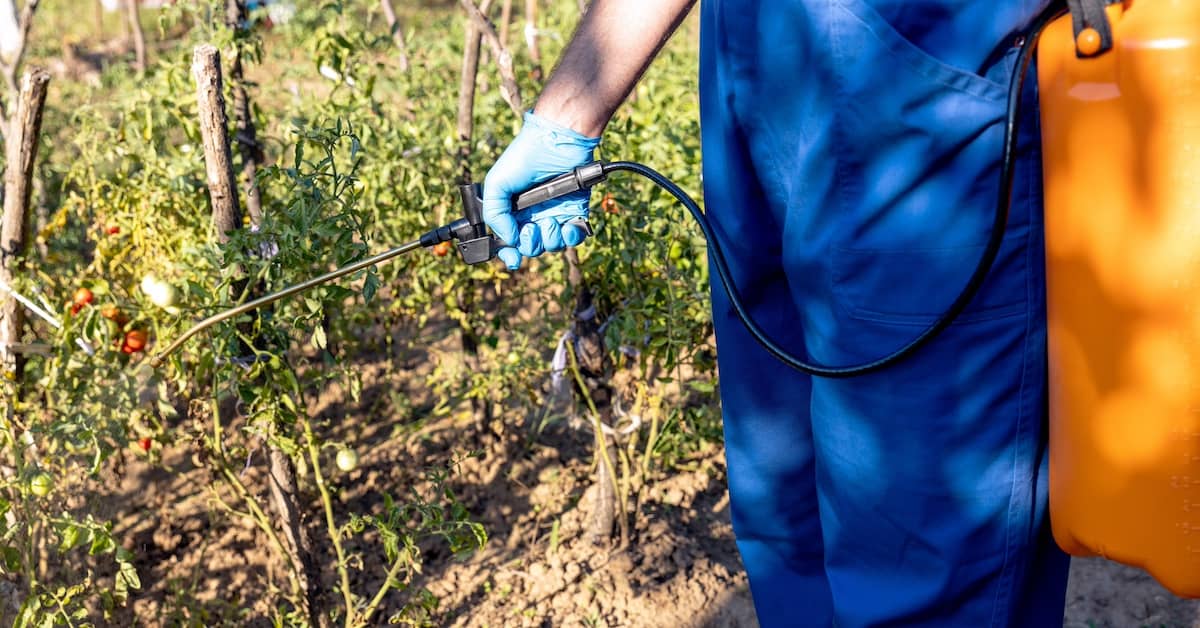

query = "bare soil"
[1065,560,1199,628]
[48,345,1200,627]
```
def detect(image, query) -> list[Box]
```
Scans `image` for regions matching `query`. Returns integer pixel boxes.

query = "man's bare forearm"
[533,0,697,137]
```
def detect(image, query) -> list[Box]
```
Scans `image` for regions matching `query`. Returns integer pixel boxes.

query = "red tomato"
[73,287,94,307]
[122,329,148,353]
[433,242,452,257]
[601,192,619,214]
[137,437,152,452]
[104,307,130,327]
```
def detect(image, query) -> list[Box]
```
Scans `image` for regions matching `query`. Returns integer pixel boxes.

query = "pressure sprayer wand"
[149,239,422,368]
[149,164,608,368]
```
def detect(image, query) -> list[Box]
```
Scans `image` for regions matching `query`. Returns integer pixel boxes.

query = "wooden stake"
[192,45,242,241]
[456,0,492,184]
[524,0,541,81]
[499,0,512,51]
[125,0,145,73]
[0,68,49,381]
[225,0,263,227]
[379,0,410,73]
[460,0,523,117]
[0,0,40,125]
[456,0,494,427]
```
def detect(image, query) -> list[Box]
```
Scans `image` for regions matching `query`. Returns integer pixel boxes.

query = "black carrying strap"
[1066,0,1121,58]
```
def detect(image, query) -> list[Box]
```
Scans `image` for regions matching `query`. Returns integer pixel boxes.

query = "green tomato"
[668,241,685,262]
[141,274,179,309]
[29,472,53,498]
[336,448,359,472]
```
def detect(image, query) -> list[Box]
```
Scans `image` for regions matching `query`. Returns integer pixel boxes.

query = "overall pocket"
[830,231,1030,326]
[832,0,1017,100]
[823,0,1034,327]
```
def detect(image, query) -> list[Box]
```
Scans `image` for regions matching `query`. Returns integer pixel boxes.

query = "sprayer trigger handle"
[457,234,502,265]
[565,218,592,238]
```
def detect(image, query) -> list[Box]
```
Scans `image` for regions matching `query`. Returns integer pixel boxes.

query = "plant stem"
[218,462,303,601]
[642,408,658,481]
[566,342,628,546]
[299,415,355,624]
[209,396,225,457]
[49,586,78,628]
[359,548,410,626]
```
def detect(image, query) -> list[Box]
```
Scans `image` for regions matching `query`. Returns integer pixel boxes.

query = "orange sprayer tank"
[1039,0,1200,597]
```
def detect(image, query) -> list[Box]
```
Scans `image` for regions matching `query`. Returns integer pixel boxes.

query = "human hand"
[482,111,601,270]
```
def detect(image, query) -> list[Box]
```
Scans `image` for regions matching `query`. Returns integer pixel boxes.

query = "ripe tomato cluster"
[70,285,150,355]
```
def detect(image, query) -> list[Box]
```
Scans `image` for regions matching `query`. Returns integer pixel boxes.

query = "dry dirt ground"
[36,347,1200,627]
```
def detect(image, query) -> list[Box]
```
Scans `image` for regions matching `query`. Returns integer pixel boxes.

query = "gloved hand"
[482,111,602,270]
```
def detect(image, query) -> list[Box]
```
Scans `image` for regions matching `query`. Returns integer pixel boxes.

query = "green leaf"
[312,325,327,350]
[363,271,379,303]
[157,400,179,419]
[90,531,116,556]
[115,559,141,603]
[279,393,298,415]
[57,523,82,553]
[1,545,23,572]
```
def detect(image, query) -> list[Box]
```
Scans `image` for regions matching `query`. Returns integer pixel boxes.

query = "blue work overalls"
[698,1,1071,625]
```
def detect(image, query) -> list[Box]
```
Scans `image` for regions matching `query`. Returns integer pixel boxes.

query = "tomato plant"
[1,0,716,623]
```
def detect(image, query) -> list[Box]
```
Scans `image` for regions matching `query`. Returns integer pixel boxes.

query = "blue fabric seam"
[827,0,857,338]
[836,303,1027,327]
[988,104,1041,627]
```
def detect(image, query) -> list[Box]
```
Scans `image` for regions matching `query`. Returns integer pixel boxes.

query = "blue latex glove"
[482,112,601,270]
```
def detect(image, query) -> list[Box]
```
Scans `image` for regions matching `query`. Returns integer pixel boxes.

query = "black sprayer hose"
[603,5,1064,378]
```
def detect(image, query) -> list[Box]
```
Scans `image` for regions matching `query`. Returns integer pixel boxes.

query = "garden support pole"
[0,0,39,128]
[0,68,48,384]
[524,0,541,81]
[456,0,494,427]
[192,45,324,628]
[456,0,493,186]
[380,0,410,73]
[193,46,241,242]
[125,0,146,73]
[225,0,264,227]
[499,0,513,50]
[460,0,524,117]
[563,0,606,390]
